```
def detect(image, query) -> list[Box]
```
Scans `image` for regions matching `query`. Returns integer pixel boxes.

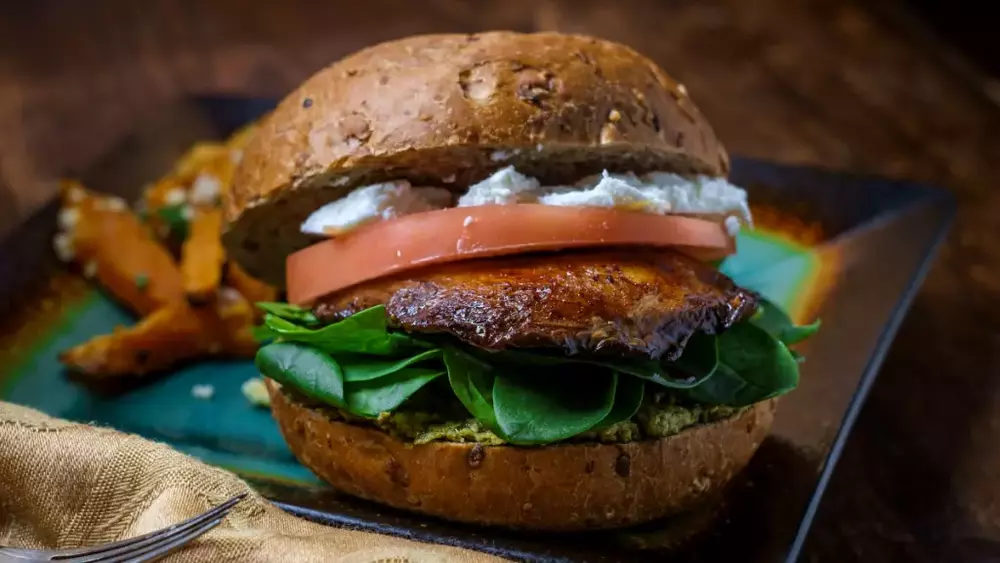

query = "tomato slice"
[286,204,736,305]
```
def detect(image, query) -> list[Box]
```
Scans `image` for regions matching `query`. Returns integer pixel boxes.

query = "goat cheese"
[301,167,752,235]
[190,174,222,205]
[456,166,542,206]
[301,181,452,235]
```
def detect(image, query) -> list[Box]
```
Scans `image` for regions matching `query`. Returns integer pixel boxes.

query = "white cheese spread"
[301,166,751,236]
[300,181,453,235]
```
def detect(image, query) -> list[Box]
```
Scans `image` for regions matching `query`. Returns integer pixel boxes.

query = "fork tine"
[50,494,245,562]
[99,517,224,563]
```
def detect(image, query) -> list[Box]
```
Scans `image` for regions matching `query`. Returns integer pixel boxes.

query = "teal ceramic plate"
[0,97,954,562]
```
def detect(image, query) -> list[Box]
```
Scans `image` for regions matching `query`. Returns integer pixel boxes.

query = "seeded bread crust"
[266,380,775,531]
[224,31,730,286]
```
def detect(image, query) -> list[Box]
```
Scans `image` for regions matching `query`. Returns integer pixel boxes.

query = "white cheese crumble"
[57,208,80,230]
[724,216,741,237]
[456,167,541,207]
[164,188,187,206]
[53,233,75,262]
[191,384,215,400]
[301,166,752,236]
[301,181,452,235]
[538,172,669,213]
[190,174,222,205]
[242,378,271,407]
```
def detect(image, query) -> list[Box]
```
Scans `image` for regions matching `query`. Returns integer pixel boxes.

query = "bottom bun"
[266,380,776,531]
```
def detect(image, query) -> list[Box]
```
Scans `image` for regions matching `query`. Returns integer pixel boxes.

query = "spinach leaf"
[591,358,705,389]
[444,348,500,432]
[686,322,799,406]
[256,302,320,326]
[487,348,709,389]
[255,342,346,409]
[252,324,277,343]
[671,332,719,382]
[261,305,430,356]
[683,364,746,405]
[345,368,444,417]
[492,370,617,445]
[337,349,443,382]
[156,204,189,239]
[751,297,820,345]
[593,374,645,429]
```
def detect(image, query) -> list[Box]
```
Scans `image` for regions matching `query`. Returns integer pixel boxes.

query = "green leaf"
[487,349,708,389]
[751,297,820,345]
[256,302,319,326]
[783,320,821,345]
[156,204,189,239]
[594,374,645,428]
[345,368,444,417]
[444,348,500,432]
[591,358,704,389]
[255,342,346,409]
[338,349,443,382]
[671,332,719,382]
[684,364,747,406]
[686,322,799,406]
[492,370,617,445]
[252,324,277,343]
[262,305,429,356]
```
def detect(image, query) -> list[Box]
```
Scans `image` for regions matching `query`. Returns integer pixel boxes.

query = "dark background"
[907,0,999,79]
[1,1,1000,561]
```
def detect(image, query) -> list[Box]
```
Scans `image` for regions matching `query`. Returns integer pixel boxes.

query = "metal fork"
[0,493,246,563]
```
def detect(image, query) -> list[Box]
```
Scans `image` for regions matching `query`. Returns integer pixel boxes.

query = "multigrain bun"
[224,31,730,286]
[266,379,776,531]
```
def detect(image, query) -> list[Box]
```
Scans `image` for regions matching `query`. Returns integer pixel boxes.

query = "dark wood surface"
[1,1,998,560]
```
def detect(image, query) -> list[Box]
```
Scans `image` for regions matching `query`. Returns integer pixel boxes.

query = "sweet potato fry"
[60,287,259,378]
[225,262,278,309]
[56,181,184,316]
[59,304,203,377]
[206,287,260,357]
[140,176,191,242]
[144,148,233,243]
[181,208,225,302]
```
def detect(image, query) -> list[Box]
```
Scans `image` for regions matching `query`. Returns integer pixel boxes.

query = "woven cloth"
[0,401,508,562]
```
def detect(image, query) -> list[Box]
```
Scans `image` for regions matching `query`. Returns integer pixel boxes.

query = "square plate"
[0,97,954,562]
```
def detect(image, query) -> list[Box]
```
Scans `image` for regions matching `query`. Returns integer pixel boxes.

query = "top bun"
[224,31,730,286]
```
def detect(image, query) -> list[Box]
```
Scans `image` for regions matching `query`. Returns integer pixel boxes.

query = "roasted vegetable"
[60,287,258,377]
[181,208,226,302]
[55,181,183,316]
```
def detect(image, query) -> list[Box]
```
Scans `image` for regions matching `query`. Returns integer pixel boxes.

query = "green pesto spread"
[313,389,743,446]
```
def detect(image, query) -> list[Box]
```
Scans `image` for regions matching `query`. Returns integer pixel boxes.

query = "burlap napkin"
[0,401,508,562]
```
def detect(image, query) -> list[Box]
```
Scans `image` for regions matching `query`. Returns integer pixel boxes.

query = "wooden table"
[2,0,998,560]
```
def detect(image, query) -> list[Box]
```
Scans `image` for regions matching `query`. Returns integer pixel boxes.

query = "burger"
[223,31,818,531]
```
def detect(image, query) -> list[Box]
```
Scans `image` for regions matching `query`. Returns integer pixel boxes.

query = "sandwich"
[223,31,819,531]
